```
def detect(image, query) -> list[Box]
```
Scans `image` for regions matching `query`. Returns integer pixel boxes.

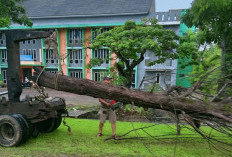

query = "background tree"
[89,19,178,87]
[182,0,232,80]
[178,30,222,100]
[0,0,32,27]
[191,45,221,98]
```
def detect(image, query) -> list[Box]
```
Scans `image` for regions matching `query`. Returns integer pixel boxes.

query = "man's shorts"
[99,107,116,124]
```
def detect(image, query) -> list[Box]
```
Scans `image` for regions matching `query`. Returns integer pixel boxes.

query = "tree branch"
[180,66,221,97]
[116,63,126,77]
[131,52,145,69]
[210,82,229,102]
[114,51,130,69]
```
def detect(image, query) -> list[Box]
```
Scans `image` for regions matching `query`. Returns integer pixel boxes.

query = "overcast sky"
[156,0,194,12]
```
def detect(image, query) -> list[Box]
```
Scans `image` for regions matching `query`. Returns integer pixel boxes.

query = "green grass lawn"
[0,118,231,157]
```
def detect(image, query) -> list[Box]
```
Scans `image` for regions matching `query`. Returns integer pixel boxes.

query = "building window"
[28,49,31,55]
[93,70,107,82]
[0,31,5,45]
[1,50,7,64]
[68,29,83,46]
[2,69,7,84]
[156,73,161,84]
[93,49,109,64]
[68,49,83,66]
[70,69,83,79]
[21,49,37,61]
[33,40,36,44]
[22,40,26,44]
[32,49,37,61]
[45,69,58,74]
[45,49,58,64]
[92,27,110,40]
[131,72,136,88]
[28,40,31,44]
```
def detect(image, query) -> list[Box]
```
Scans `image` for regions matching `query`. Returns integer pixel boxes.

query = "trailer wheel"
[36,118,56,133]
[0,115,23,147]
[31,125,39,138]
[12,114,31,143]
[54,115,62,130]
[17,114,32,138]
[36,115,62,133]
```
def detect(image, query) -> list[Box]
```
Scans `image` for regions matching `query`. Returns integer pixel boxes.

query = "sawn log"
[33,67,232,124]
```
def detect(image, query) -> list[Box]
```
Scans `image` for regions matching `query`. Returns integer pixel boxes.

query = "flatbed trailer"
[0,30,67,147]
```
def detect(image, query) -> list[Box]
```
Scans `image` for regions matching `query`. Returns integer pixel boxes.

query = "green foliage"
[0,80,3,87]
[183,0,232,43]
[224,104,232,112]
[121,104,151,116]
[183,0,232,78]
[178,30,222,98]
[86,58,104,69]
[178,30,212,67]
[178,29,227,98]
[0,0,32,27]
[191,45,221,97]
[90,19,178,87]
[109,66,127,86]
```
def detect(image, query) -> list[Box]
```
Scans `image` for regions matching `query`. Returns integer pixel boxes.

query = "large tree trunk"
[33,67,232,124]
[220,39,232,80]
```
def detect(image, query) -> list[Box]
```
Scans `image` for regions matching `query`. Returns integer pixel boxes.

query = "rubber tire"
[36,116,61,133]
[54,115,62,130]
[12,114,31,143]
[36,118,56,133]
[17,114,32,139]
[0,115,24,147]
[31,125,39,138]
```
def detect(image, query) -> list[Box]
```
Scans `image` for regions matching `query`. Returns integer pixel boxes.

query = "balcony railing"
[148,10,182,23]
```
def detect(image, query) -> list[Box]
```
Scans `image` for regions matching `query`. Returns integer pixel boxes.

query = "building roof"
[23,0,153,19]
[1,1,182,30]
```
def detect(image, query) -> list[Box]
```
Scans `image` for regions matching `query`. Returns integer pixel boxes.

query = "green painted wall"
[176,12,195,88]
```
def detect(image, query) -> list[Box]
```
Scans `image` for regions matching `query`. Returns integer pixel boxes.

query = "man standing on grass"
[96,76,118,140]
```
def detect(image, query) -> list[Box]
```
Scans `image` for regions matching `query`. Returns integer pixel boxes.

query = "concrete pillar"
[85,28,92,80]
[60,28,67,75]
[111,52,118,78]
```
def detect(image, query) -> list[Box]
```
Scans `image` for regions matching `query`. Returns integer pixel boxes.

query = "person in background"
[96,76,118,140]
[24,77,31,87]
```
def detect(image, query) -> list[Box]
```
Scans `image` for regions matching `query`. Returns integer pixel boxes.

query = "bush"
[0,81,6,88]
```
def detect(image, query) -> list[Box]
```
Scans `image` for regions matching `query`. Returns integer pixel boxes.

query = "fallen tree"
[33,67,232,124]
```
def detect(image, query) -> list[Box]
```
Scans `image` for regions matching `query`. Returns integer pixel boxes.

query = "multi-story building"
[0,0,190,90]
[138,10,182,90]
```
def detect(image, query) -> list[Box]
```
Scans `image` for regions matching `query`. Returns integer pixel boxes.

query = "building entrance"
[23,68,32,82]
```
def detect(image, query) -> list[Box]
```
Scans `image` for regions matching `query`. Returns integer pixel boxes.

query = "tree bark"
[33,67,232,124]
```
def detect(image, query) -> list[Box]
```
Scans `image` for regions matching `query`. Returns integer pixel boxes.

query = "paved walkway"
[0,87,100,107]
